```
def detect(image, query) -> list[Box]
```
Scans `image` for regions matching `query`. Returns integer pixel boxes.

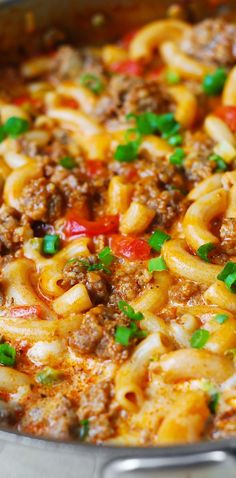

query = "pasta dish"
[0,14,235,446]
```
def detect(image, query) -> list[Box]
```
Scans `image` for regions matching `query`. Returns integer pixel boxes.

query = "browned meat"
[62,258,109,305]
[0,205,32,254]
[169,279,201,306]
[96,75,173,122]
[20,178,63,222]
[183,131,215,184]
[180,19,236,67]
[78,381,117,441]
[21,395,78,440]
[69,306,128,360]
[50,46,82,80]
[50,46,104,81]
[108,261,152,305]
[220,218,236,255]
[0,400,22,426]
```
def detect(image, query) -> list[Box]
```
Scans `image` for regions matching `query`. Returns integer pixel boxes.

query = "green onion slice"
[148,256,167,272]
[68,258,111,274]
[4,117,29,138]
[197,243,215,263]
[217,261,236,293]
[36,367,63,385]
[115,323,147,346]
[60,156,76,170]
[166,70,180,85]
[0,343,16,366]
[42,234,60,255]
[98,246,114,266]
[203,68,227,96]
[78,419,90,441]
[208,392,220,414]
[209,154,227,171]
[80,73,104,94]
[190,329,210,349]
[149,230,171,252]
[114,141,139,162]
[215,313,229,324]
[0,125,6,143]
[168,134,183,146]
[118,300,144,321]
[169,148,185,166]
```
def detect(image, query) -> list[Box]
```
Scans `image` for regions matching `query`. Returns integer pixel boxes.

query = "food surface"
[0,15,235,446]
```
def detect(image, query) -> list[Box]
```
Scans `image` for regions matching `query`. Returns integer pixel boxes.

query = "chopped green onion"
[115,325,133,346]
[124,128,142,143]
[215,313,229,324]
[42,234,60,255]
[209,154,227,171]
[217,261,236,293]
[60,156,76,170]
[114,141,139,162]
[190,329,210,349]
[78,419,90,441]
[36,367,63,385]
[80,73,104,94]
[0,125,6,143]
[115,322,147,346]
[148,256,167,272]
[168,134,183,146]
[149,230,171,252]
[197,243,215,263]
[98,246,114,266]
[208,392,220,414]
[118,300,144,321]
[203,68,227,96]
[0,343,16,366]
[4,117,29,138]
[169,148,185,166]
[126,112,180,139]
[166,70,180,85]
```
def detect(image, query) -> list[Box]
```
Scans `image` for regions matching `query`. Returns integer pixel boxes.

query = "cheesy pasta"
[0,13,235,447]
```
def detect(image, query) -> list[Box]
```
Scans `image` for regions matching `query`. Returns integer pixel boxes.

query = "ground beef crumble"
[220,218,236,255]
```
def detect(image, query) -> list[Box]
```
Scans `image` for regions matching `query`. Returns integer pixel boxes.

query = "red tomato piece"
[110,60,143,76]
[146,65,164,80]
[10,305,42,318]
[65,213,119,237]
[87,160,105,177]
[13,95,42,109]
[215,106,236,132]
[60,98,79,109]
[110,235,151,260]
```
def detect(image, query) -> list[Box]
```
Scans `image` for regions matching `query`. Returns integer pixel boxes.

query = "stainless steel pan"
[0,1,235,477]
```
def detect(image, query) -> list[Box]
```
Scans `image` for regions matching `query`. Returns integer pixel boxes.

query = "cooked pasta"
[0,12,235,447]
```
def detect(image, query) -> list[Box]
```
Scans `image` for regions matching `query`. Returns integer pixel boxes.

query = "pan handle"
[102,450,236,478]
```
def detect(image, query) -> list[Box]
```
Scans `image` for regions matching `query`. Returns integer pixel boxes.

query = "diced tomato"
[60,98,79,109]
[65,212,119,237]
[10,305,42,318]
[120,29,139,49]
[146,65,164,81]
[13,95,42,109]
[110,60,143,76]
[215,106,236,132]
[110,235,151,260]
[87,160,105,177]
[123,166,139,182]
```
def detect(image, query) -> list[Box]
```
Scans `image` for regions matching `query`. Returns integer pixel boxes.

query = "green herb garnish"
[209,154,227,171]
[36,367,63,385]
[80,73,104,94]
[203,68,227,96]
[190,329,210,349]
[197,243,215,263]
[98,246,114,266]
[0,343,16,366]
[215,313,229,324]
[217,261,236,293]
[169,148,185,166]
[78,419,90,441]
[149,230,171,252]
[60,156,76,170]
[4,117,29,137]
[148,256,167,272]
[42,234,60,255]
